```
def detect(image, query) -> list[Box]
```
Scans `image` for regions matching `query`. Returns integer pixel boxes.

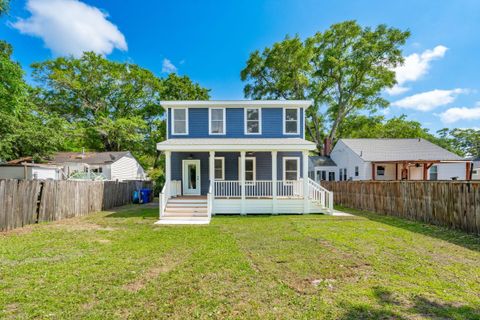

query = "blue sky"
[2,0,480,133]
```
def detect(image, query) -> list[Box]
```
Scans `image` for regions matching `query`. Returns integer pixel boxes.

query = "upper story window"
[209,108,226,135]
[283,108,299,135]
[245,108,262,134]
[172,108,188,135]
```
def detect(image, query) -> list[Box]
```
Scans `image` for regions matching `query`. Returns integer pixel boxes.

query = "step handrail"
[207,181,213,219]
[159,181,169,219]
[308,178,334,213]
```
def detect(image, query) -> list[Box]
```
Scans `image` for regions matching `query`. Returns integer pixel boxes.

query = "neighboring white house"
[470,156,480,180]
[328,138,471,181]
[0,151,147,181]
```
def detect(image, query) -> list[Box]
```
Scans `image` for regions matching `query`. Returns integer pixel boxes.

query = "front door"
[182,160,201,195]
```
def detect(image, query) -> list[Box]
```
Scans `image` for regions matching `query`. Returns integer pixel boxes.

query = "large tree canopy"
[437,128,480,158]
[241,21,410,153]
[0,41,66,161]
[32,52,210,166]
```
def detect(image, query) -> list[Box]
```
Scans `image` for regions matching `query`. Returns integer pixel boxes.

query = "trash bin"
[132,190,140,204]
[140,189,152,204]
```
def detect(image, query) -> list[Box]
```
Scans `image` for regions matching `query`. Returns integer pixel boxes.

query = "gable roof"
[309,156,337,168]
[338,139,464,162]
[47,151,131,165]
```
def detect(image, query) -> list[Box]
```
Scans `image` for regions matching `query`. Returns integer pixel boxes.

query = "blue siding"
[171,152,304,195]
[168,107,304,139]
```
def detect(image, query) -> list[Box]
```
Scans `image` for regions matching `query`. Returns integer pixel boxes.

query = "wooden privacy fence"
[0,179,152,231]
[321,181,480,235]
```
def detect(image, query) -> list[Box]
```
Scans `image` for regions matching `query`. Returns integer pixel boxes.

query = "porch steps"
[156,197,211,225]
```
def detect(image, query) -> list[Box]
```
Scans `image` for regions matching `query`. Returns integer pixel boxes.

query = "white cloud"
[387,45,448,95]
[12,0,127,57]
[391,88,467,112]
[161,58,177,73]
[439,103,480,124]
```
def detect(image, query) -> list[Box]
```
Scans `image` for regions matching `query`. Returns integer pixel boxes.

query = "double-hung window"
[283,108,299,135]
[209,108,226,135]
[283,157,300,181]
[214,157,225,180]
[245,108,261,134]
[172,108,188,135]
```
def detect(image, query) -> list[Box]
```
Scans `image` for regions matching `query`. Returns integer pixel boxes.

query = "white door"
[182,160,201,195]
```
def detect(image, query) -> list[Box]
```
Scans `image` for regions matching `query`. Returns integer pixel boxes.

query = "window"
[429,165,438,181]
[328,172,335,181]
[377,165,385,176]
[209,108,225,135]
[214,157,225,180]
[343,168,347,181]
[172,108,188,135]
[238,157,256,181]
[315,170,327,182]
[339,169,343,181]
[245,108,261,134]
[283,157,300,180]
[283,108,299,134]
[355,166,359,177]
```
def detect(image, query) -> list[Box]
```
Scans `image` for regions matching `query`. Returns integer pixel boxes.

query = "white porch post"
[240,151,246,215]
[271,151,278,214]
[302,150,309,214]
[165,150,171,198]
[209,151,215,184]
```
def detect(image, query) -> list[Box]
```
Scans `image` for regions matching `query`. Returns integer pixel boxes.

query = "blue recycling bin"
[140,189,152,204]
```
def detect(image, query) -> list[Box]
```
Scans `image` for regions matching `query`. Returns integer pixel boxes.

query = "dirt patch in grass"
[51,219,116,232]
[123,253,189,293]
[0,225,35,237]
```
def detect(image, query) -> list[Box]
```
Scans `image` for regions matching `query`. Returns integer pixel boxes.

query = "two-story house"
[156,100,333,224]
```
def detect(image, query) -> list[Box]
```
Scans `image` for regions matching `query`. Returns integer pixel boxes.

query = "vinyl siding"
[171,151,305,195]
[168,107,304,139]
[110,154,146,181]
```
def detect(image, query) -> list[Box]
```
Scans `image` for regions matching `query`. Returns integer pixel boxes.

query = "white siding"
[110,153,146,181]
[435,163,466,180]
[330,140,368,181]
[31,167,58,180]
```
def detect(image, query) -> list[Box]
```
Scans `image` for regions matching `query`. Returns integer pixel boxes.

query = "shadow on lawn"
[340,286,480,319]
[338,206,480,253]
[105,206,158,219]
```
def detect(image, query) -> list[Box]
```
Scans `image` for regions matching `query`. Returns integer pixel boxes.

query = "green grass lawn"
[1,205,479,319]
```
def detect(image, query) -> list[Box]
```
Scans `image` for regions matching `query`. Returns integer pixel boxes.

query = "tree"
[0,41,66,161]
[241,21,410,152]
[437,128,480,157]
[31,52,209,167]
[309,21,410,141]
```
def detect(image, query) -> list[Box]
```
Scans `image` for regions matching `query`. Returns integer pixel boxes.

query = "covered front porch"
[157,139,333,220]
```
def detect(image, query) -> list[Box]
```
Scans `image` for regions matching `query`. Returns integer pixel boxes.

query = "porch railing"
[207,181,213,218]
[214,180,304,198]
[159,181,169,218]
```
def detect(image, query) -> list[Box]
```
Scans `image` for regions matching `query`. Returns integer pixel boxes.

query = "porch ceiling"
[157,138,316,152]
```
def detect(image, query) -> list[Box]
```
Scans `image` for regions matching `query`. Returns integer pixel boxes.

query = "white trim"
[157,142,316,152]
[244,107,262,135]
[172,108,189,135]
[182,159,201,195]
[283,157,300,181]
[208,108,226,135]
[283,108,300,135]
[238,156,256,181]
[161,100,313,109]
[214,156,225,180]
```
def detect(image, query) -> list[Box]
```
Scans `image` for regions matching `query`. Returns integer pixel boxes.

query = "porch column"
[209,151,215,186]
[165,151,171,197]
[240,151,246,215]
[302,150,310,214]
[371,163,376,181]
[271,151,278,214]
